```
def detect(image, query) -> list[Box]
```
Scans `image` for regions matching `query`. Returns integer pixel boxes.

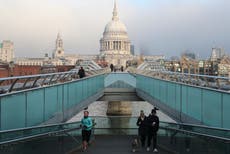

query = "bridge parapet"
[0,69,106,94]
[0,73,105,130]
[105,72,136,88]
[136,74,230,129]
[136,70,230,91]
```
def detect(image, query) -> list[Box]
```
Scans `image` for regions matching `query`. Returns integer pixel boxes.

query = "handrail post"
[32,76,41,87]
[22,77,31,89]
[8,78,19,92]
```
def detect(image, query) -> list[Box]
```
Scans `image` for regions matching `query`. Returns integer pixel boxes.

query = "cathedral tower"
[53,32,64,58]
[100,0,132,67]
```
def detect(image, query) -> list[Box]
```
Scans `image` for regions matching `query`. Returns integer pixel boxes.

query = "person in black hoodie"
[78,67,85,78]
[136,110,147,148]
[146,108,159,153]
[110,64,114,72]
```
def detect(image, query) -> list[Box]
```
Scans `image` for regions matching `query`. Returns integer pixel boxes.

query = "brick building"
[0,63,75,78]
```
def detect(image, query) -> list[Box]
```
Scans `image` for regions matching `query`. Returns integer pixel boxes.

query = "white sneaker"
[153,148,158,152]
[147,147,150,151]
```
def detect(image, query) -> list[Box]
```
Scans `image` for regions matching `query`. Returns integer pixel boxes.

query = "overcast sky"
[0,0,229,59]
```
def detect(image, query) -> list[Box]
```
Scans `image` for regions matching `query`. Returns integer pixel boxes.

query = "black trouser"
[147,132,157,149]
[139,134,146,147]
[185,137,191,149]
[82,130,91,143]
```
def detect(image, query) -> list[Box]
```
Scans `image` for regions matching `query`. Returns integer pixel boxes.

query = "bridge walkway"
[74,135,170,154]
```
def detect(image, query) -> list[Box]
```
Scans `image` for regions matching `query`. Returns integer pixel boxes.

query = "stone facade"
[100,1,132,67]
[15,58,45,66]
[14,57,65,66]
[0,40,14,62]
[218,56,230,77]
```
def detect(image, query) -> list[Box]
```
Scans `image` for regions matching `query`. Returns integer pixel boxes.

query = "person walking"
[78,67,85,78]
[146,108,159,152]
[136,110,147,148]
[81,110,93,151]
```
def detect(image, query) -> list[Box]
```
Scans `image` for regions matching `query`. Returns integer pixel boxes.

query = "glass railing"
[93,116,138,135]
[104,72,136,88]
[0,69,106,94]
[157,126,230,154]
[136,69,230,91]
[0,122,81,145]
[0,73,105,131]
[136,74,230,129]
[0,122,83,154]
[92,116,230,140]
[0,130,83,154]
[92,116,230,154]
[161,121,230,140]
[1,116,230,154]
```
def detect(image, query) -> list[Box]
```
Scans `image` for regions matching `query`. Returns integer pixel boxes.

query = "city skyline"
[0,0,230,59]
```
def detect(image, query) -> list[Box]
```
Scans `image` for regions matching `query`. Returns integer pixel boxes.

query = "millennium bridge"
[0,69,230,154]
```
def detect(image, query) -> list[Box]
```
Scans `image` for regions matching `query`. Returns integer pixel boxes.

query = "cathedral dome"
[99,0,132,68]
[104,20,127,34]
[102,1,128,38]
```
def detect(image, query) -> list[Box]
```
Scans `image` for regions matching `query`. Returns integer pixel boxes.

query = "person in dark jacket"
[78,67,85,78]
[121,66,124,72]
[136,110,147,148]
[146,108,159,152]
[110,64,114,72]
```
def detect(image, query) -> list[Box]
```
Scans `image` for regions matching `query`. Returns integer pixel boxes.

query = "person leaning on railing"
[78,67,86,78]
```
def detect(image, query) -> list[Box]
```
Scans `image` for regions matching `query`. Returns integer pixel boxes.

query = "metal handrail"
[161,126,230,142]
[0,71,75,81]
[0,68,106,82]
[92,116,230,140]
[92,116,230,132]
[137,70,230,80]
[134,69,230,92]
[0,73,105,97]
[0,127,81,146]
[93,126,230,142]
[160,121,230,132]
[135,73,230,93]
[0,70,106,95]
[0,121,80,134]
[0,121,81,145]
[1,117,230,145]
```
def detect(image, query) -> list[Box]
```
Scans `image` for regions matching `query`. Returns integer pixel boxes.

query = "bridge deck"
[74,135,170,154]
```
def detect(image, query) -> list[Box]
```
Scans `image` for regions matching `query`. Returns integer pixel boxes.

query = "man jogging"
[81,110,93,151]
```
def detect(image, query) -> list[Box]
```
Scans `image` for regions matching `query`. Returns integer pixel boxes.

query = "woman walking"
[136,110,148,148]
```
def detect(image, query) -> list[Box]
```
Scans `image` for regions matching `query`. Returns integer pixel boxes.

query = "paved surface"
[74,135,171,154]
